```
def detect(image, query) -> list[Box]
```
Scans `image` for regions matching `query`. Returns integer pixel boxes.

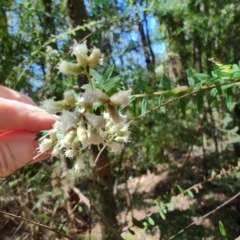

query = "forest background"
[0,0,240,239]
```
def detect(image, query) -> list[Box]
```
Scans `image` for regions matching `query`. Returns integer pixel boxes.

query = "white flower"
[103,112,111,120]
[109,90,131,106]
[52,146,61,157]
[84,112,105,129]
[60,130,76,149]
[38,138,54,153]
[61,110,80,133]
[80,89,98,109]
[88,129,103,145]
[107,141,123,153]
[65,149,79,158]
[40,98,63,114]
[114,136,129,143]
[74,154,86,171]
[105,119,114,130]
[77,126,88,146]
[46,46,59,56]
[88,47,102,68]
[71,40,89,68]
[57,59,82,75]
[64,90,76,107]
[49,129,57,142]
[53,120,62,131]
[95,89,109,103]
[107,122,126,135]
[119,124,129,136]
[80,89,108,109]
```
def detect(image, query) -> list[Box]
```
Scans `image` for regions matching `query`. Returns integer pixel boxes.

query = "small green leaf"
[143,221,148,230]
[90,69,102,83]
[226,94,234,111]
[159,210,166,220]
[159,74,171,90]
[102,65,114,81]
[219,221,227,240]
[179,98,186,118]
[232,64,240,72]
[196,92,204,113]
[131,98,137,118]
[186,189,194,198]
[187,69,195,86]
[193,82,202,92]
[101,75,122,92]
[206,77,221,86]
[193,72,209,82]
[158,95,166,113]
[221,83,234,90]
[177,185,184,193]
[208,88,218,105]
[147,217,155,226]
[141,98,148,114]
[138,79,154,93]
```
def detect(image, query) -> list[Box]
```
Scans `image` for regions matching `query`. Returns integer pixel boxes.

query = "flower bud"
[88,47,102,68]
[64,90,76,107]
[109,90,131,106]
[77,126,88,146]
[39,138,55,153]
[107,141,123,153]
[65,148,79,158]
[72,40,89,68]
[60,130,76,148]
[57,59,82,76]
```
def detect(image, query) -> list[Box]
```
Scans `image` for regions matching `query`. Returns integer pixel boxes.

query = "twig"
[169,191,240,239]
[129,80,240,124]
[72,187,123,240]
[93,143,107,168]
[0,210,73,240]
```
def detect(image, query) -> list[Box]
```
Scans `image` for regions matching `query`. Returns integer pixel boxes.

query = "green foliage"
[1,0,240,239]
[219,221,228,240]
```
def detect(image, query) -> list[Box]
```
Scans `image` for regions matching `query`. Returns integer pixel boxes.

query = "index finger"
[0,86,36,105]
[0,97,58,132]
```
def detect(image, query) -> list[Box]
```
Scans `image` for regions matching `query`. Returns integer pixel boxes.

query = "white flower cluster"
[39,41,131,172]
[57,40,102,75]
[39,88,131,160]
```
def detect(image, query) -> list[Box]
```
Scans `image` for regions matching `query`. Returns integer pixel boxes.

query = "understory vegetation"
[0,0,240,239]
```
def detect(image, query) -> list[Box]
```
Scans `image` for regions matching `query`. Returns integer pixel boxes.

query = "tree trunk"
[65,1,119,238]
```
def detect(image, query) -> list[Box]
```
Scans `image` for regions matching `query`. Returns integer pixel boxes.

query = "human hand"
[0,86,57,177]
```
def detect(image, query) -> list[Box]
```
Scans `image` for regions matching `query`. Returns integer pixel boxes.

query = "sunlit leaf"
[141,98,148,114]
[219,221,228,240]
[159,210,166,220]
[186,189,194,198]
[147,217,155,226]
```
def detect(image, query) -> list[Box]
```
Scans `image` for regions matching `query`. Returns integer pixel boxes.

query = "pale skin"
[0,86,57,177]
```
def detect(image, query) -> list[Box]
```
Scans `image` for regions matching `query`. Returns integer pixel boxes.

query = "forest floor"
[0,158,239,240]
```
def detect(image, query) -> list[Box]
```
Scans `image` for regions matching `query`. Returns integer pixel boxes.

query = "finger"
[0,86,36,105]
[0,130,51,177]
[0,98,58,132]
